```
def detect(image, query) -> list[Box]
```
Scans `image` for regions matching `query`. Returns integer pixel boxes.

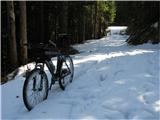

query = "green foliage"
[98,1,116,24]
[93,1,116,38]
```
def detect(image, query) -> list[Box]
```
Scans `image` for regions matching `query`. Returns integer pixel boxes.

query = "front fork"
[33,63,44,91]
[45,60,56,90]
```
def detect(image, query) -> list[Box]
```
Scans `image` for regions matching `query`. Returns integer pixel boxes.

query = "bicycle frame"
[34,54,70,90]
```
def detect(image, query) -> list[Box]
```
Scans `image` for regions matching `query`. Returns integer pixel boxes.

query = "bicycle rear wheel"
[23,68,48,111]
[59,55,74,90]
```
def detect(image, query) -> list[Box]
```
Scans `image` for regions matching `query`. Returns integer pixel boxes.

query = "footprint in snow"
[114,69,125,77]
[137,91,156,105]
[100,74,108,82]
[128,108,156,119]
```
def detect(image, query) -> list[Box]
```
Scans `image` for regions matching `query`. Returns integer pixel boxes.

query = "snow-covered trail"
[1,34,160,119]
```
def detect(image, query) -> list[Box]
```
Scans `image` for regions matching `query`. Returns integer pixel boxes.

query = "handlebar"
[49,40,60,52]
[49,40,57,48]
[24,40,58,51]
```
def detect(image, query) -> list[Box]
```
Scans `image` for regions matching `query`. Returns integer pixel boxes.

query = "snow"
[1,27,160,119]
[107,26,127,36]
[108,26,127,30]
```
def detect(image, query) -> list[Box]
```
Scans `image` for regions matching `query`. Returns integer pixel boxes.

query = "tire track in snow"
[74,61,98,80]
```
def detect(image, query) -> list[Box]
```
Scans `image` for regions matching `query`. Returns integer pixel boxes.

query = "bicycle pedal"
[51,79,55,84]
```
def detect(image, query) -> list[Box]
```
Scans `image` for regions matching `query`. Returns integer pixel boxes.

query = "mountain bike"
[23,40,74,111]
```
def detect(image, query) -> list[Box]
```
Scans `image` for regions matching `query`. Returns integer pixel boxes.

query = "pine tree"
[6,1,18,68]
[19,1,27,65]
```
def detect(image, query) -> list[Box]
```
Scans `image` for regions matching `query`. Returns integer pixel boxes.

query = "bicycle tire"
[59,55,74,90]
[23,68,48,111]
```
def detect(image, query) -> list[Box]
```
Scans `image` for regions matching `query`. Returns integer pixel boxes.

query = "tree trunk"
[63,2,68,34]
[19,1,27,65]
[94,2,98,39]
[58,2,68,47]
[7,1,18,68]
[40,2,44,43]
[59,1,68,34]
[98,16,102,38]
[91,5,94,39]
[82,14,86,41]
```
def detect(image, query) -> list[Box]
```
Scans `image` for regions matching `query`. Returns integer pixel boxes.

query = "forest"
[1,1,159,83]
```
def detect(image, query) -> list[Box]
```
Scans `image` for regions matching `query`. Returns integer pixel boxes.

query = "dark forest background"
[1,1,159,83]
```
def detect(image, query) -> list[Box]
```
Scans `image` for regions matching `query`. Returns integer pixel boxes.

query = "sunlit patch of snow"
[153,100,160,112]
[81,116,96,120]
[17,62,36,75]
[137,94,146,104]
[74,49,154,64]
[108,26,127,30]
[107,26,127,36]
[114,80,125,85]
[144,74,153,78]
[137,92,155,105]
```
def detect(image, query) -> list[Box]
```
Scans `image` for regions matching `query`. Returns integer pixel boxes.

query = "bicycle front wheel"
[23,68,48,111]
[59,55,74,90]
